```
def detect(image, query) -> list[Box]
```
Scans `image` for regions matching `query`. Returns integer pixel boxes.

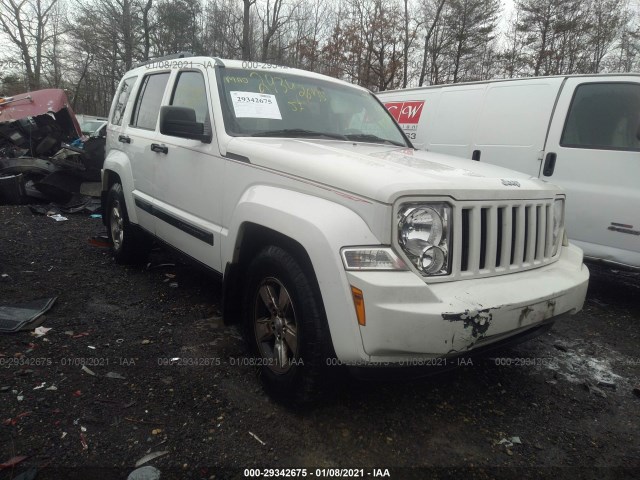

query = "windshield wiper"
[344,133,405,147]
[250,129,347,140]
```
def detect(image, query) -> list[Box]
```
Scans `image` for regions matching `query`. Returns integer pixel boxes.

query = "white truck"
[378,75,640,271]
[102,55,588,400]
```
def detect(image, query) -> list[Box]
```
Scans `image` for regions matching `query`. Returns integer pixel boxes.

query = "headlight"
[552,198,565,256]
[341,247,408,271]
[398,203,451,275]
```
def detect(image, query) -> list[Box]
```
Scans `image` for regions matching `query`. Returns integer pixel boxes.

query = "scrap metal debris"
[0,90,105,207]
[0,297,57,332]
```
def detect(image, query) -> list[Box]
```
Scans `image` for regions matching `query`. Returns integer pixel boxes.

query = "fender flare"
[224,185,382,362]
[102,150,138,224]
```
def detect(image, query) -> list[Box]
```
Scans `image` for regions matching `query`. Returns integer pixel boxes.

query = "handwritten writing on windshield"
[225,72,327,112]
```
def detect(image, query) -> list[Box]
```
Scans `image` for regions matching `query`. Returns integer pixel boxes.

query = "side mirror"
[159,106,212,143]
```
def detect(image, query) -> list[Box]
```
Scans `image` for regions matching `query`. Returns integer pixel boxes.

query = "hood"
[225,138,560,203]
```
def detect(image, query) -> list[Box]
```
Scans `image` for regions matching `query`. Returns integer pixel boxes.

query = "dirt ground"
[1,204,639,480]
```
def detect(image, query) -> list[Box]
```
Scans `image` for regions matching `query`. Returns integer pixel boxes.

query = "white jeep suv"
[102,55,589,399]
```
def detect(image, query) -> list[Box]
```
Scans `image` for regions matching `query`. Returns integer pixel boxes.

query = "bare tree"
[258,0,295,62]
[418,0,447,86]
[401,0,422,87]
[587,0,623,72]
[0,0,61,90]
[444,0,500,83]
[202,0,243,58]
[242,0,256,60]
[152,0,202,56]
[141,0,153,60]
[500,6,528,77]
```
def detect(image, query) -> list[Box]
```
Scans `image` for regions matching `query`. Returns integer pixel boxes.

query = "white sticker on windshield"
[230,91,282,119]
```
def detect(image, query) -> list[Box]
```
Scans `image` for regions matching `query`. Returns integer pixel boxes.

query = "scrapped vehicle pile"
[0,90,104,213]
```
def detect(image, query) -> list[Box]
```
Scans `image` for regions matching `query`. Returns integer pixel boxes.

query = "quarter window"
[561,83,640,151]
[131,73,170,130]
[111,76,137,126]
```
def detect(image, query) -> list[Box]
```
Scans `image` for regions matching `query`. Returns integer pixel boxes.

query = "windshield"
[217,68,408,147]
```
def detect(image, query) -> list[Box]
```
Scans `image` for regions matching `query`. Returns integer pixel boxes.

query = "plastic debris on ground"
[146,263,176,270]
[134,451,169,468]
[127,465,161,480]
[81,365,97,377]
[249,431,266,445]
[0,297,57,332]
[0,455,28,470]
[32,326,52,337]
[584,380,608,398]
[80,431,88,450]
[105,371,126,380]
[88,234,112,248]
[498,437,522,448]
[48,213,68,222]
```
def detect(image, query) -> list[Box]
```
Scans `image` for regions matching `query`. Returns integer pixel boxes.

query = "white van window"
[111,76,137,126]
[131,72,170,130]
[561,83,640,151]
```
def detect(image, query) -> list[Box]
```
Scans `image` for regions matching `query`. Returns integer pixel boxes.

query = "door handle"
[151,143,168,154]
[118,135,131,144]
[472,149,481,161]
[543,152,557,176]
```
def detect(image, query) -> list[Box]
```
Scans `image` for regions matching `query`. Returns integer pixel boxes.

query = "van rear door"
[471,78,563,175]
[543,77,640,268]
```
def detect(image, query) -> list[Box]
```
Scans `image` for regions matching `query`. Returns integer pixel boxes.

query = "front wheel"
[106,183,151,265]
[243,245,332,402]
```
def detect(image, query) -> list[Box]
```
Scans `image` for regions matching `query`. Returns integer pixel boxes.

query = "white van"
[378,75,640,271]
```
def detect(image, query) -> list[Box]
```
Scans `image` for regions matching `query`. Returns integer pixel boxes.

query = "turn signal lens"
[351,286,366,326]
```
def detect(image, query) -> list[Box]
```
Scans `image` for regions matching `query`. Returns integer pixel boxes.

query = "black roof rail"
[133,52,194,69]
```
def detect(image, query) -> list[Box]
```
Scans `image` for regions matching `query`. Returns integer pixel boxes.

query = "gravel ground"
[0,205,639,480]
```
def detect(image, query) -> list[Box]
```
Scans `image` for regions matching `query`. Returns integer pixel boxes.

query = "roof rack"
[133,52,194,69]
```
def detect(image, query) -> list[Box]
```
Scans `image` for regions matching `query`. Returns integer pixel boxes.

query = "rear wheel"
[106,183,151,265]
[243,245,331,402]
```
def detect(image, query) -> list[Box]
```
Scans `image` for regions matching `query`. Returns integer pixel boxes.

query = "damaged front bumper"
[346,243,589,364]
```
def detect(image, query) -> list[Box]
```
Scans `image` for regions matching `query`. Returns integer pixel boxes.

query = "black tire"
[106,183,151,265]
[242,245,332,402]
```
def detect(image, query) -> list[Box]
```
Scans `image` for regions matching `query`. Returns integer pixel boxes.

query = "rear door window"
[561,83,640,151]
[130,72,170,130]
